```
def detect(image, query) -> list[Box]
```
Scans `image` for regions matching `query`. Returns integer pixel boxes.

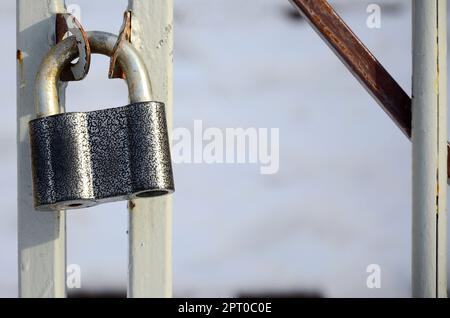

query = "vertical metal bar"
[412,0,447,298]
[436,0,448,298]
[127,0,173,297]
[17,0,67,297]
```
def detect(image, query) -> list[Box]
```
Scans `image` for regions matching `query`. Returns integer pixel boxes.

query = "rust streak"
[17,49,26,88]
[16,50,23,64]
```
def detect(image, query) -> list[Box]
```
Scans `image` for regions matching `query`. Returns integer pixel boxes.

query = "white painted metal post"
[127,0,173,298]
[412,0,447,298]
[17,0,67,297]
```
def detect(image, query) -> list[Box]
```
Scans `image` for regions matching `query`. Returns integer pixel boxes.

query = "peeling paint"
[17,49,27,89]
[17,49,23,63]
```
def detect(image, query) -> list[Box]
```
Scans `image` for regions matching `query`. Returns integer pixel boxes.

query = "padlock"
[29,31,174,211]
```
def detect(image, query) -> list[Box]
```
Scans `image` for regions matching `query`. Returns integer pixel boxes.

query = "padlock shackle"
[35,31,152,117]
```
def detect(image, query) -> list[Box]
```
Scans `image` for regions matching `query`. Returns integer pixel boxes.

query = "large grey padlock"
[29,31,174,211]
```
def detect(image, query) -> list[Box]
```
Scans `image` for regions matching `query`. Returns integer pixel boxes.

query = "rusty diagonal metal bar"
[289,0,450,179]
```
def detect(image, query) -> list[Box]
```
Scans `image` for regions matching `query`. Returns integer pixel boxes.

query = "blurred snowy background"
[1,0,448,297]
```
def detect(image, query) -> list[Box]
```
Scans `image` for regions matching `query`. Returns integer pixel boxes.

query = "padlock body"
[29,102,174,211]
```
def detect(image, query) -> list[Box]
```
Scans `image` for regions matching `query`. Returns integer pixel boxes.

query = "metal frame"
[17,0,173,298]
[18,0,443,299]
[291,0,448,297]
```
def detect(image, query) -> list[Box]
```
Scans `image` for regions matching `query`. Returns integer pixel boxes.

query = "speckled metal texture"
[29,101,174,211]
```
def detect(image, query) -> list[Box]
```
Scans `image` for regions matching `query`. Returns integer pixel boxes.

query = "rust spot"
[128,200,136,210]
[17,50,26,88]
[16,50,23,63]
[109,10,132,79]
